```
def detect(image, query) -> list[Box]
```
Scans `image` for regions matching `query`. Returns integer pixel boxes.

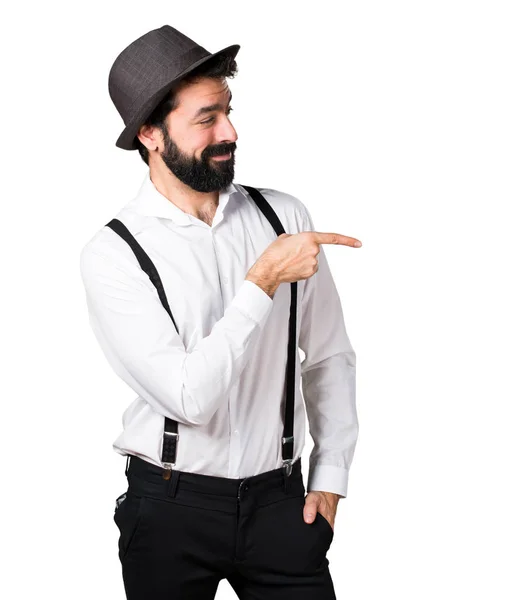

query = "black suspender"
[104,217,181,471]
[105,184,297,479]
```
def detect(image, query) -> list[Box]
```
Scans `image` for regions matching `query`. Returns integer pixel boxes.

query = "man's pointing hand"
[247,231,362,291]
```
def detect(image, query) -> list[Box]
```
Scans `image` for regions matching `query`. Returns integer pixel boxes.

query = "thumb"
[303,496,319,524]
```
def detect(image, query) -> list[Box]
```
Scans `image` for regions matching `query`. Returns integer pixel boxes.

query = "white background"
[2,1,521,598]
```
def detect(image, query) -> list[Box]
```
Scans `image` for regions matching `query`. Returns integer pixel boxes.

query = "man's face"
[158,77,238,193]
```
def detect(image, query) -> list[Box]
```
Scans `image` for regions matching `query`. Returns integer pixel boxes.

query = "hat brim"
[115,44,240,151]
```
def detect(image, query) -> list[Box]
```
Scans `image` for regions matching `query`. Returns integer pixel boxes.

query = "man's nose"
[216,116,238,144]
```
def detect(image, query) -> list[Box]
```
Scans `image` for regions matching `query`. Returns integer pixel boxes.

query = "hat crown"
[108,25,209,123]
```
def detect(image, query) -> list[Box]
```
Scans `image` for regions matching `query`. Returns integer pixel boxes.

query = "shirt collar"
[128,171,242,227]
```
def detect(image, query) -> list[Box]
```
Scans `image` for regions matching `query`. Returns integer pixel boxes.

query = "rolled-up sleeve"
[297,206,359,499]
[79,244,273,427]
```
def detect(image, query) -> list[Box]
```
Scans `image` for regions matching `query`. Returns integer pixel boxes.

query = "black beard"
[159,123,236,193]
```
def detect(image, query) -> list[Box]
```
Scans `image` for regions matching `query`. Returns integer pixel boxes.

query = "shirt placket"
[208,224,240,478]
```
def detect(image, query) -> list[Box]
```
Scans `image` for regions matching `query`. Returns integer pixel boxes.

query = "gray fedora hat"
[108,25,240,151]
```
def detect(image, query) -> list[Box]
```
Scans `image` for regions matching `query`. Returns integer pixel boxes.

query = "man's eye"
[201,107,233,125]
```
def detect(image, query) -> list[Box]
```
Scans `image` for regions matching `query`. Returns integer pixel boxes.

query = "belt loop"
[125,454,131,476]
[282,467,289,494]
[167,470,180,498]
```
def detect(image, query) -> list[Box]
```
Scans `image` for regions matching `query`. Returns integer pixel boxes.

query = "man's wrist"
[246,261,280,299]
[311,490,341,503]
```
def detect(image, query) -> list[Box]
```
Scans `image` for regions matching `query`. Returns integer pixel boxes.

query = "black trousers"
[113,455,337,599]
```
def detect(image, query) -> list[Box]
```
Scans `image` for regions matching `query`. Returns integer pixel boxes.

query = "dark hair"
[136,53,238,165]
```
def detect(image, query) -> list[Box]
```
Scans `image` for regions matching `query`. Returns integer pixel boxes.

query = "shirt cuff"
[229,279,274,326]
[307,463,350,499]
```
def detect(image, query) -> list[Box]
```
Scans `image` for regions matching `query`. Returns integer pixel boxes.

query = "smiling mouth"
[211,152,232,161]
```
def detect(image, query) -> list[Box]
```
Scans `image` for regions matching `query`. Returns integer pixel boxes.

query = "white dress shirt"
[79,172,358,498]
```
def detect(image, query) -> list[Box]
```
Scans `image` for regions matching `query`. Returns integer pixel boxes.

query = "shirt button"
[234,430,239,435]
[222,277,229,284]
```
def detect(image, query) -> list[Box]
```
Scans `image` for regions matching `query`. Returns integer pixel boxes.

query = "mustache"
[205,142,237,158]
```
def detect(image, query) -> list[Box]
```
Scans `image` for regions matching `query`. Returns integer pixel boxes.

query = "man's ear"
[136,123,160,152]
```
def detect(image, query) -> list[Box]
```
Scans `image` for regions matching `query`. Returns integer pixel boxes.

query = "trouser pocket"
[248,493,334,574]
[113,489,146,562]
[315,507,335,540]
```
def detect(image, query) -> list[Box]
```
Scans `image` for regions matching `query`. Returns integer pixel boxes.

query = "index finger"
[312,232,362,247]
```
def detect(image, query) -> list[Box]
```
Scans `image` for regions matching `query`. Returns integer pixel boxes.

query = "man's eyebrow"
[192,90,233,119]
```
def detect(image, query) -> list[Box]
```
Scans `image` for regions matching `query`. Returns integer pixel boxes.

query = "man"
[80,24,362,599]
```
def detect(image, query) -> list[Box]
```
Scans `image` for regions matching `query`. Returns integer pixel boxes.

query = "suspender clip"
[162,463,175,480]
[282,436,294,477]
[283,458,293,477]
